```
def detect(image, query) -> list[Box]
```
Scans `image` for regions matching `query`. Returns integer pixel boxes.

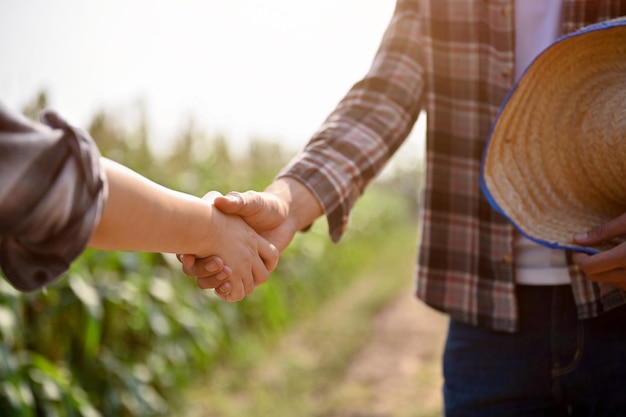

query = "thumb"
[574,213,626,245]
[574,229,602,245]
[215,190,287,233]
[214,191,256,216]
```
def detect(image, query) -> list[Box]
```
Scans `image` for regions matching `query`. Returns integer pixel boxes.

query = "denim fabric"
[443,285,626,417]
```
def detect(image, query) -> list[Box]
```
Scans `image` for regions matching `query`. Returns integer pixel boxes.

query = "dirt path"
[184,236,449,417]
[326,288,448,417]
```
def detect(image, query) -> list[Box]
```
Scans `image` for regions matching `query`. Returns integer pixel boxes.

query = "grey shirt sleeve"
[0,107,108,292]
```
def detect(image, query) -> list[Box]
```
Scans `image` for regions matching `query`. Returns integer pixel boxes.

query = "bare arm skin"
[90,159,279,301]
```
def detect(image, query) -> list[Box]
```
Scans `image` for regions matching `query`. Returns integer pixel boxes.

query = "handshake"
[177,178,323,302]
[0,102,324,295]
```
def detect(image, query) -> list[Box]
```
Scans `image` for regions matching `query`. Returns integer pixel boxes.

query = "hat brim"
[480,18,626,254]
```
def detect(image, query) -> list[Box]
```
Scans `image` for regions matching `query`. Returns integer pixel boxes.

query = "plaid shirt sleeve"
[277,0,424,242]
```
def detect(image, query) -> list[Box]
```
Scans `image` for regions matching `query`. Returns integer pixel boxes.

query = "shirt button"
[501,66,512,78]
[501,6,512,17]
[502,254,513,263]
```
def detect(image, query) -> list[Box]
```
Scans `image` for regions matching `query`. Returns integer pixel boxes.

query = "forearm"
[265,177,324,234]
[89,158,215,256]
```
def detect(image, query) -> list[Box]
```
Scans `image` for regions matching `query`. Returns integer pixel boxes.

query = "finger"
[240,257,256,296]
[214,281,232,301]
[213,192,246,215]
[192,265,231,288]
[180,262,197,277]
[214,265,232,281]
[224,277,245,302]
[213,290,229,302]
[574,213,626,245]
[203,256,226,274]
[580,268,626,290]
[196,272,229,288]
[178,253,195,267]
[572,244,626,275]
[214,191,270,218]
[187,257,227,278]
[251,256,270,288]
[258,237,279,272]
[196,276,222,290]
[179,253,227,273]
[198,276,244,301]
[201,190,224,203]
[181,255,225,273]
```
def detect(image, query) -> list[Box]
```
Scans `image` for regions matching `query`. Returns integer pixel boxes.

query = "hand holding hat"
[480,18,626,287]
[572,213,626,290]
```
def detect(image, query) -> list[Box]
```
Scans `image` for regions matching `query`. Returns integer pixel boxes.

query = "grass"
[177,221,446,417]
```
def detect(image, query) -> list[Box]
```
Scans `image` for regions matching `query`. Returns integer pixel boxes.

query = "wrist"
[192,198,223,258]
[267,177,323,232]
[168,193,219,257]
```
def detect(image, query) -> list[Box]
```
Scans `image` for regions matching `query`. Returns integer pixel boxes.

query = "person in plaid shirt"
[183,1,626,414]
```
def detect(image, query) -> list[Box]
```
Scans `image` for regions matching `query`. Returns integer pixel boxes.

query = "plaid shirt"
[279,0,626,332]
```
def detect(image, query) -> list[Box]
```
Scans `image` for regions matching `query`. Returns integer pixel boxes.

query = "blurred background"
[1,0,417,157]
[0,1,445,416]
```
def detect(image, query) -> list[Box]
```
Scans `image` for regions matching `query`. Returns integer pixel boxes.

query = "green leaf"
[68,275,103,320]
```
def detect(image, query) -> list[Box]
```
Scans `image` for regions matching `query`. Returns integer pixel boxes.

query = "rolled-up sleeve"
[277,0,424,242]
[0,109,107,292]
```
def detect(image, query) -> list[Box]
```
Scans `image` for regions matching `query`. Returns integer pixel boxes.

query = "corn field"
[0,92,421,416]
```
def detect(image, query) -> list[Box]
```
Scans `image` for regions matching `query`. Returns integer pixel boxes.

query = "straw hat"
[480,18,626,254]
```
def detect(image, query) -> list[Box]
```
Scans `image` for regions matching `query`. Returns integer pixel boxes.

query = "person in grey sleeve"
[0,102,278,300]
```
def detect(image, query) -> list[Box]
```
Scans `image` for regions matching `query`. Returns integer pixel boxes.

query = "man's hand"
[572,213,626,290]
[179,178,324,300]
[215,190,293,251]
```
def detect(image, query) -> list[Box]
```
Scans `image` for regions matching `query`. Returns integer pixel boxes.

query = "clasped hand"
[179,188,296,301]
[179,178,323,301]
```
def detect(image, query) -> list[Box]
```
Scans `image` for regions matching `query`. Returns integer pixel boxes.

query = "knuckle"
[589,225,605,237]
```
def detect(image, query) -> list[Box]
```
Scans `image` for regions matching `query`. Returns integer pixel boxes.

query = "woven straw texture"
[482,22,626,253]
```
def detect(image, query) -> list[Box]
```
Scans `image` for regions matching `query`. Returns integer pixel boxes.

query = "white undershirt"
[514,0,564,80]
[513,0,571,285]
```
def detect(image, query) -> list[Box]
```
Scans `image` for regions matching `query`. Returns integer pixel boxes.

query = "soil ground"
[184,229,449,417]
[324,287,448,417]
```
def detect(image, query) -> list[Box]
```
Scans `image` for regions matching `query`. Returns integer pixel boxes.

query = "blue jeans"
[443,285,626,417]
